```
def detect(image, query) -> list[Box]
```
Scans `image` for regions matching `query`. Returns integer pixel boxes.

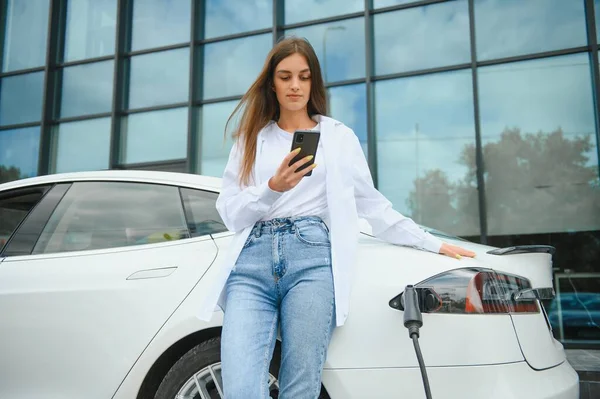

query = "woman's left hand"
[439,243,476,260]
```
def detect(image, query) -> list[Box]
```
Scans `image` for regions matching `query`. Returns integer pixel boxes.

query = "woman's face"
[273,53,312,114]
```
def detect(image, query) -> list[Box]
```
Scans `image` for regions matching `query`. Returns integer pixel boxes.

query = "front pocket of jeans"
[294,223,330,246]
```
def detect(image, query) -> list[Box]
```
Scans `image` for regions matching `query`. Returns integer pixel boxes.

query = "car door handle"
[127,267,177,280]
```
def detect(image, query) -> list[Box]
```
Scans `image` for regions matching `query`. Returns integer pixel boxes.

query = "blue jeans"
[221,216,336,399]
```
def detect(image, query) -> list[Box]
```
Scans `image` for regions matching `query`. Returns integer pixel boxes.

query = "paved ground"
[565,349,600,399]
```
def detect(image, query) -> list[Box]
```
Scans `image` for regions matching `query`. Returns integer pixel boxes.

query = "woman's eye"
[301,76,311,81]
[280,76,290,81]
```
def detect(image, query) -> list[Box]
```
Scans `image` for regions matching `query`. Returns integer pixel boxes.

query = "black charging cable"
[403,285,433,399]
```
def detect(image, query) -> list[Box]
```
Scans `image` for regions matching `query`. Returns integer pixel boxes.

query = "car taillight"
[391,268,540,314]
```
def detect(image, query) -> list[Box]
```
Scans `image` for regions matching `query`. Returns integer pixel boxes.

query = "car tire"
[154,336,329,399]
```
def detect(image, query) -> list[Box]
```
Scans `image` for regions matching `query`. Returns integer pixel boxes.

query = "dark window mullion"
[274,0,284,44]
[38,0,66,176]
[468,0,488,244]
[109,0,132,169]
[364,0,377,187]
[585,0,600,181]
[187,0,202,174]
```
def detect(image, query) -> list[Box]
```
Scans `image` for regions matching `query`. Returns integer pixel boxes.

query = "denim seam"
[262,311,278,399]
[313,296,334,398]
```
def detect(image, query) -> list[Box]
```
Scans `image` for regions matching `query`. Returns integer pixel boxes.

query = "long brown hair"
[225,36,327,187]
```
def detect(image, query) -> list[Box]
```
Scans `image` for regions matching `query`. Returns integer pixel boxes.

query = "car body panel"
[0,237,217,399]
[511,314,566,370]
[321,360,579,399]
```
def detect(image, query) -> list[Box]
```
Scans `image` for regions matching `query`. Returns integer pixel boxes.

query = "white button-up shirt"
[197,115,443,327]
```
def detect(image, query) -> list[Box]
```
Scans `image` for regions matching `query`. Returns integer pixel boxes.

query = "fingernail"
[294,148,301,153]
[456,254,462,260]
[306,155,314,160]
[313,163,318,168]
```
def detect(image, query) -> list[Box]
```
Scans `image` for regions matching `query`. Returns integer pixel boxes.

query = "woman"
[209,37,475,398]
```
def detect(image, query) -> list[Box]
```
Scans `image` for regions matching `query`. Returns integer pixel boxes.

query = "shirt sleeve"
[215,140,283,233]
[348,128,444,254]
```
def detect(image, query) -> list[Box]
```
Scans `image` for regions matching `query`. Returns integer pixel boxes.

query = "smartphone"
[289,130,320,176]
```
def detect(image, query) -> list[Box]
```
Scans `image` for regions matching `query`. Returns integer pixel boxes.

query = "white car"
[0,171,579,399]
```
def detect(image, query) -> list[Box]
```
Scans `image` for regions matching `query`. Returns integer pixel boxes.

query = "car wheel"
[154,336,330,399]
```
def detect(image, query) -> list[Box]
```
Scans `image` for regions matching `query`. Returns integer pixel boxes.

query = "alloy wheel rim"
[174,362,279,399]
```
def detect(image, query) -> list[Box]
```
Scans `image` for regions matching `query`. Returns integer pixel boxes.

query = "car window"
[0,185,52,253]
[32,182,190,254]
[180,188,228,237]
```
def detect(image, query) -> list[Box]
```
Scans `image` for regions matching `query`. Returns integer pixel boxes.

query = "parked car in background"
[0,171,579,399]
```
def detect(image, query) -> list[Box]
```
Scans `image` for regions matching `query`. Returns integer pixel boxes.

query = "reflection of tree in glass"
[0,166,21,184]
[408,128,600,236]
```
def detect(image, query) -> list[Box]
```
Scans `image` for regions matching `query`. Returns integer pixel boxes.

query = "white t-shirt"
[258,122,328,223]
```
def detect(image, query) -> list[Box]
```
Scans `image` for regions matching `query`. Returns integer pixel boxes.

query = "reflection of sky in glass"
[329,84,368,156]
[202,34,272,99]
[60,61,114,118]
[0,127,40,178]
[285,18,365,83]
[479,54,595,140]
[0,72,45,126]
[475,0,587,61]
[63,0,116,62]
[131,0,190,51]
[52,118,111,173]
[479,54,598,235]
[375,70,476,222]
[374,0,415,8]
[2,0,49,71]
[284,0,363,25]
[197,101,238,177]
[374,0,470,75]
[128,48,189,109]
[121,107,188,164]
[204,0,272,38]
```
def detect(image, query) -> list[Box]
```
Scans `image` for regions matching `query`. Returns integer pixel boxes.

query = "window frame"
[0,183,57,257]
[179,186,228,238]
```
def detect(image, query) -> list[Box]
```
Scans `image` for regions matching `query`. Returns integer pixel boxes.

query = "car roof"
[0,170,223,193]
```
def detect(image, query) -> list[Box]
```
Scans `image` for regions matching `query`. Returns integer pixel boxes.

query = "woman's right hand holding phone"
[268,148,317,192]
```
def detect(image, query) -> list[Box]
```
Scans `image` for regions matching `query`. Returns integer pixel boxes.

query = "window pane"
[197,101,237,177]
[128,48,189,109]
[479,54,599,235]
[33,182,189,254]
[204,0,272,39]
[475,0,587,61]
[63,0,117,62]
[0,127,39,182]
[284,0,363,25]
[0,187,50,251]
[375,70,479,236]
[329,84,367,156]
[597,0,600,44]
[202,34,271,99]
[374,1,470,75]
[0,72,44,125]
[2,0,49,71]
[285,18,365,83]
[121,107,188,164]
[131,0,190,51]
[51,118,111,173]
[60,61,114,118]
[374,0,417,8]
[180,188,228,236]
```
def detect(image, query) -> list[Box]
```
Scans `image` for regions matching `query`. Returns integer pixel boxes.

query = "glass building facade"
[1,0,599,347]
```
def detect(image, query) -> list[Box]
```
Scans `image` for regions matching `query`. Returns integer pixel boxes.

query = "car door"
[0,181,219,399]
